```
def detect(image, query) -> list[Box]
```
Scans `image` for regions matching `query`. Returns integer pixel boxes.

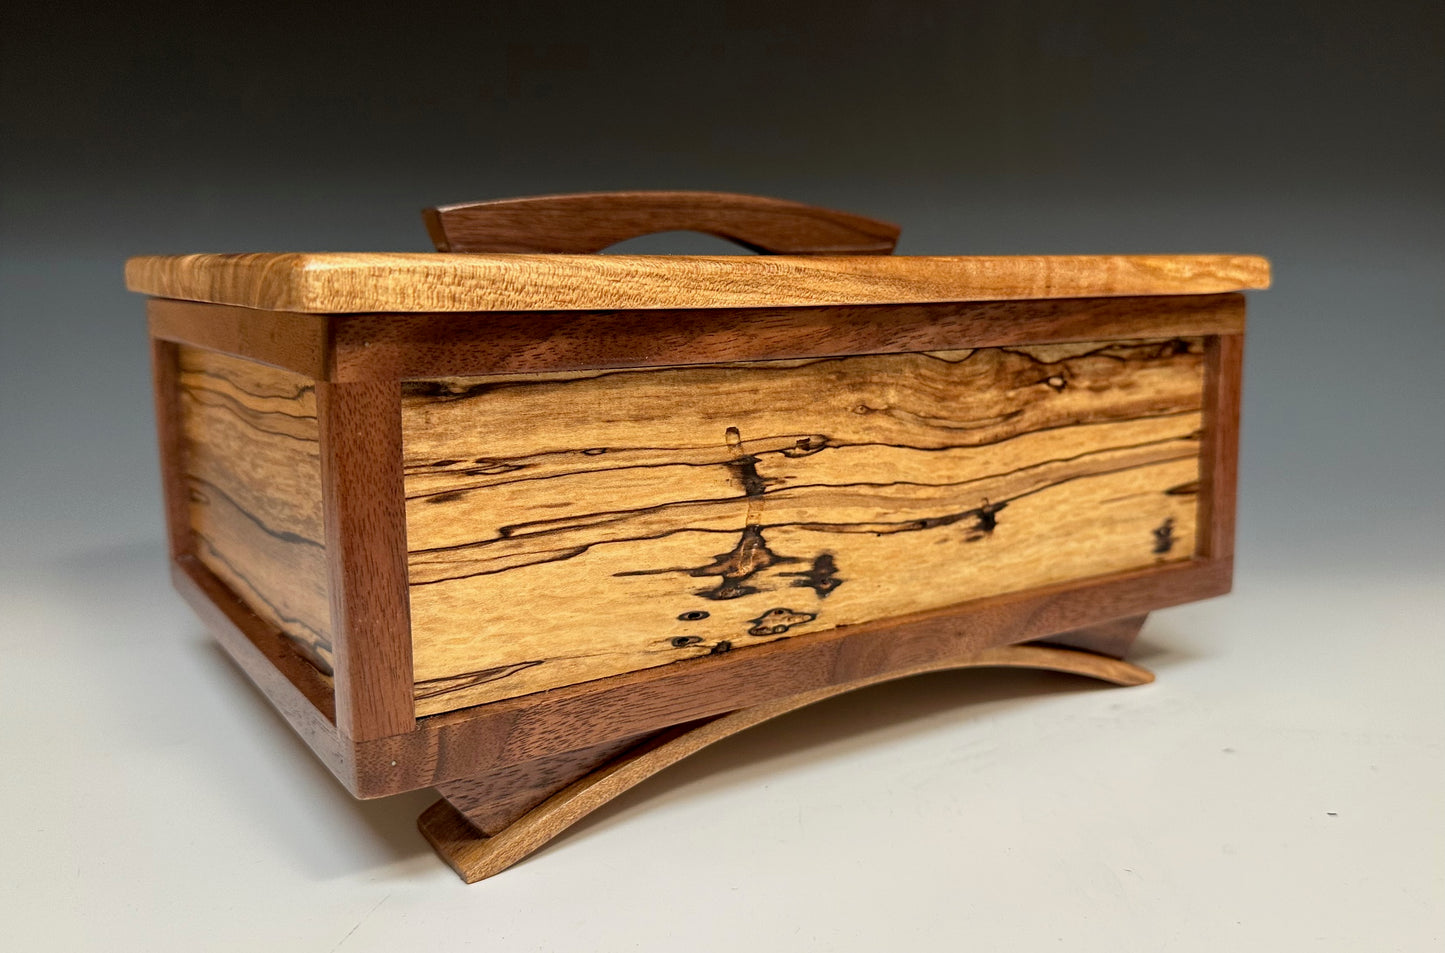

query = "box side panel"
[178,346,333,674]
[403,338,1204,716]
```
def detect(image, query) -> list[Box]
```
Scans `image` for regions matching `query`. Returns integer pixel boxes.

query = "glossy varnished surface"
[124,252,1270,313]
[402,339,1205,714]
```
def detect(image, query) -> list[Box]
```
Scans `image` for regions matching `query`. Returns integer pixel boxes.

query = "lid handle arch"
[422,191,899,255]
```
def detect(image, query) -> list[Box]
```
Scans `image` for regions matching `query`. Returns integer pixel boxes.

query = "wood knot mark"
[747,607,817,637]
[780,553,843,597]
[1152,517,1176,555]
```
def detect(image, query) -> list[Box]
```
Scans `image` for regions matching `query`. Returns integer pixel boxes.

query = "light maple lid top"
[124,251,1270,314]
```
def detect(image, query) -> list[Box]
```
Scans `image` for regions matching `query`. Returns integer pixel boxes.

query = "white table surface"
[3,538,1440,951]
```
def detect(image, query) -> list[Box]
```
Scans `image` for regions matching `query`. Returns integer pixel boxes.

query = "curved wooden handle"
[422,191,900,255]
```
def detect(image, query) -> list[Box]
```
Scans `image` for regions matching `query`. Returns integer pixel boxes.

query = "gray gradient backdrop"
[2,2,1442,949]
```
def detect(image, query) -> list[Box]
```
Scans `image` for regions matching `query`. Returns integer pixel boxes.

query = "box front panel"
[403,338,1204,716]
[177,346,333,674]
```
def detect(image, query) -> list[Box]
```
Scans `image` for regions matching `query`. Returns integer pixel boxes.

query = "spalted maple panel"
[178,347,333,673]
[403,339,1204,715]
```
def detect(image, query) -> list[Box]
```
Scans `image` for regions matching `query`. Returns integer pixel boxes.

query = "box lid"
[124,192,1270,313]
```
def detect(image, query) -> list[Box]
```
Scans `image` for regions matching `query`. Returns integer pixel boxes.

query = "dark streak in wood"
[420,436,1194,583]
[416,661,546,700]
[193,531,334,673]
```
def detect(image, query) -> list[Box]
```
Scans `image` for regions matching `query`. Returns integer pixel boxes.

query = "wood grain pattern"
[1040,612,1148,657]
[139,294,1243,384]
[1199,333,1244,560]
[423,191,900,255]
[402,338,1205,715]
[329,294,1245,382]
[317,381,416,741]
[124,253,1271,314]
[433,730,667,835]
[354,557,1227,796]
[173,555,338,725]
[178,346,333,672]
[419,642,1154,883]
[151,339,193,561]
[149,298,330,379]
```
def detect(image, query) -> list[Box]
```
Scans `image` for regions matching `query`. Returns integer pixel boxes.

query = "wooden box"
[126,191,1269,881]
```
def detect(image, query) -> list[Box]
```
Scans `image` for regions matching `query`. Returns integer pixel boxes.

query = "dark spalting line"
[408,449,1192,587]
[184,382,318,421]
[414,431,1189,556]
[414,660,545,700]
[998,338,1199,364]
[193,532,334,674]
[188,477,325,550]
[414,630,737,695]
[184,392,321,444]
[406,437,829,497]
[399,336,1204,497]
[186,367,315,404]
[183,384,320,440]
[1166,480,1201,496]
[399,339,1203,402]
[401,409,1202,503]
[791,498,1008,539]
[851,404,1026,433]
[1153,517,1177,555]
[780,554,843,597]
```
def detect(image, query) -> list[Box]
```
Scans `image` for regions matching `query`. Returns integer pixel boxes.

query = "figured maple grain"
[402,338,1205,715]
[124,253,1270,314]
[178,346,333,672]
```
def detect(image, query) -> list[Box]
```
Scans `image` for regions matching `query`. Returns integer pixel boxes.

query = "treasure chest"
[125,191,1269,881]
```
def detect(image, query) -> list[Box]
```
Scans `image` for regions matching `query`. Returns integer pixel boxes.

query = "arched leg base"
[418,641,1154,883]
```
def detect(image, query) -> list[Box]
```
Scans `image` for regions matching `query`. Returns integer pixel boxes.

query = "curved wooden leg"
[1036,613,1149,658]
[418,642,1153,883]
